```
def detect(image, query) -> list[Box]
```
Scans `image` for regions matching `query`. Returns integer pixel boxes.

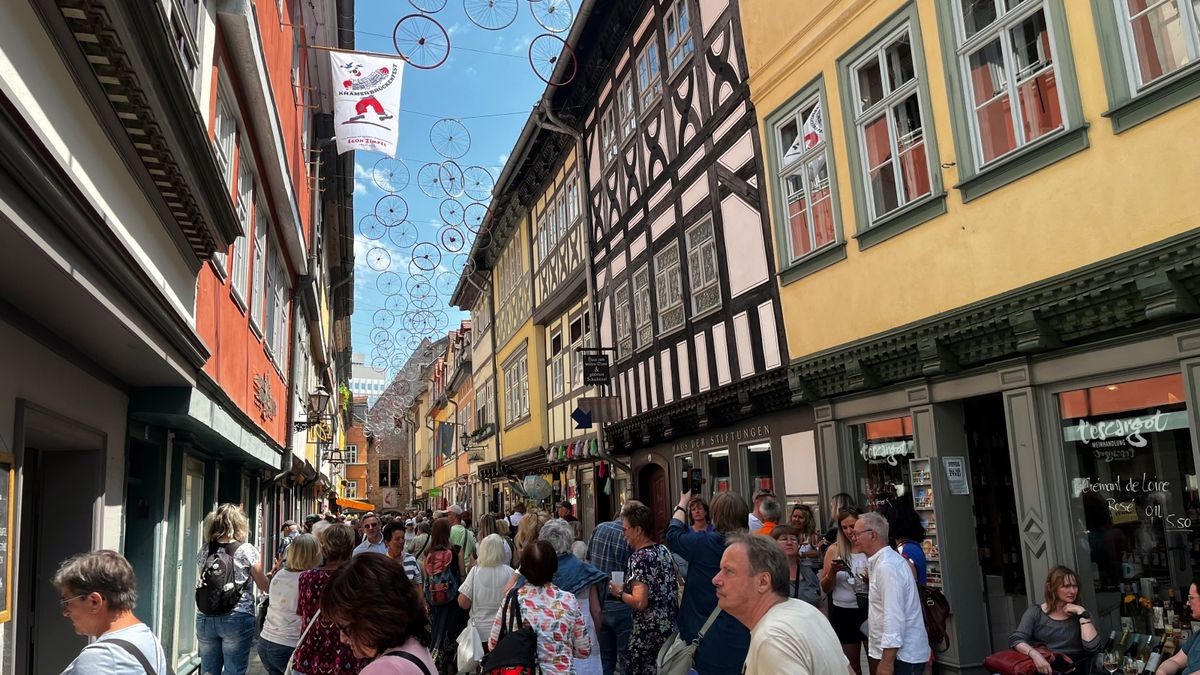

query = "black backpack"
[480,589,538,675]
[195,541,247,615]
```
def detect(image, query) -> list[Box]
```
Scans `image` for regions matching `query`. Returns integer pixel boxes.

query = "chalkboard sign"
[0,452,12,623]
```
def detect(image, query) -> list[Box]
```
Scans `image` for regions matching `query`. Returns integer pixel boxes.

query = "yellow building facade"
[741,0,1200,669]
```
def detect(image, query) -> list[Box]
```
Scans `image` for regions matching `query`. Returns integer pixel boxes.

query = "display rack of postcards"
[910,457,942,589]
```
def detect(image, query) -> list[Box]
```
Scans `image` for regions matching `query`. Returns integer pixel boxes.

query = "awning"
[335,497,377,512]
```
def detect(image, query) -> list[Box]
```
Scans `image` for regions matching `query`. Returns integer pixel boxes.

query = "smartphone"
[681,468,704,494]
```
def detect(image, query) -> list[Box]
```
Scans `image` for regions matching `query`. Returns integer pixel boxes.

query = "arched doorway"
[636,462,669,541]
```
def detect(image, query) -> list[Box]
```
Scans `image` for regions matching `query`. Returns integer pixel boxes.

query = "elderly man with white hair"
[540,518,607,675]
[853,511,930,675]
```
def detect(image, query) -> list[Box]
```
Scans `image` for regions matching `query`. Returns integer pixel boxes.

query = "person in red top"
[293,524,370,675]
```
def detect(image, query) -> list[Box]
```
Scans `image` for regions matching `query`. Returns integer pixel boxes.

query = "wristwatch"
[1076,610,1091,621]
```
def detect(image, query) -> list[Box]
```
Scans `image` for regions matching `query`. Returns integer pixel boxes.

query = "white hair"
[539,518,575,556]
[571,540,588,561]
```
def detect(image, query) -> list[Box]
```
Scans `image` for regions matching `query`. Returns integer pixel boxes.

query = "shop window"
[171,456,206,666]
[743,441,774,496]
[676,454,694,495]
[852,415,915,512]
[707,449,731,498]
[1061,373,1196,633]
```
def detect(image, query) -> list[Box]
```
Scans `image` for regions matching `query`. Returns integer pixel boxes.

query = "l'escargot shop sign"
[861,440,914,466]
[1063,410,1187,460]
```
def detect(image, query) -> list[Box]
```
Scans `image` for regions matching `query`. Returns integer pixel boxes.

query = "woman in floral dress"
[608,502,678,675]
[488,540,591,673]
[293,524,370,674]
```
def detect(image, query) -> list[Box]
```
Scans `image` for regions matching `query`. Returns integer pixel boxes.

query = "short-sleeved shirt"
[488,583,590,673]
[450,524,476,563]
[402,554,423,584]
[261,568,304,647]
[61,622,168,675]
[746,599,849,674]
[353,538,389,556]
[1182,630,1200,675]
[195,541,259,615]
[460,564,515,641]
[587,520,631,577]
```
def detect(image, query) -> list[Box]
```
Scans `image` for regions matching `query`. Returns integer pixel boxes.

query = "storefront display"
[707,449,731,496]
[1062,373,1200,636]
[853,415,915,513]
[910,457,943,588]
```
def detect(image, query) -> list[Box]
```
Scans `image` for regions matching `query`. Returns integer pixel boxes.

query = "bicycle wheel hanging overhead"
[374,194,409,226]
[529,0,573,33]
[392,14,451,70]
[417,162,445,198]
[376,271,404,295]
[429,118,471,159]
[463,201,489,232]
[359,215,387,241]
[438,160,465,198]
[388,221,420,249]
[408,0,448,15]
[463,165,495,201]
[366,246,392,271]
[372,157,409,193]
[439,226,466,252]
[385,294,409,314]
[439,198,464,226]
[529,33,577,86]
[411,242,443,271]
[464,0,519,31]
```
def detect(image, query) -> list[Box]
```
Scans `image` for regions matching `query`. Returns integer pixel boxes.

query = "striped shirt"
[402,553,423,584]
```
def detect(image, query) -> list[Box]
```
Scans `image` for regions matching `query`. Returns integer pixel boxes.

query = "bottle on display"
[1167,588,1177,626]
[1143,635,1165,674]
[1102,629,1117,655]
[1136,635,1156,672]
[1125,634,1142,665]
[1154,595,1166,631]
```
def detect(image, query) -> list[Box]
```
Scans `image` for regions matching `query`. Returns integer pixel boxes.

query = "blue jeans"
[256,637,295,675]
[892,660,926,675]
[598,599,633,675]
[197,611,256,675]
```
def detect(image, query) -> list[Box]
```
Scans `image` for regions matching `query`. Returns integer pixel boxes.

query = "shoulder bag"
[86,638,175,675]
[983,646,1074,675]
[656,606,722,675]
[480,589,538,675]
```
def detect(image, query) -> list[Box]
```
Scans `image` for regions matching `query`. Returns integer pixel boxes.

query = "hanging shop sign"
[582,354,610,385]
[329,51,405,157]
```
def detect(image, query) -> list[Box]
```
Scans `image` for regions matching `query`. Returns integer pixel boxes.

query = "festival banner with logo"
[329,51,404,157]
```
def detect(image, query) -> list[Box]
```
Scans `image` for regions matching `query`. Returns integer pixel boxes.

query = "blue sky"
[347,1,576,377]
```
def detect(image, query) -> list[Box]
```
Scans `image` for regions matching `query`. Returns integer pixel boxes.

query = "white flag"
[329,51,405,157]
[783,104,824,168]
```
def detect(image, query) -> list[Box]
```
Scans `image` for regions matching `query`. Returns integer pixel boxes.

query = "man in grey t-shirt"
[55,550,170,674]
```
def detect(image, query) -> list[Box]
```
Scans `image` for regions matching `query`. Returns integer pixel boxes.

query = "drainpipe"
[535,100,631,476]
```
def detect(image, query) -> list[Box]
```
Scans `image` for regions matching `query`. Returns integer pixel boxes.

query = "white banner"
[329,51,404,157]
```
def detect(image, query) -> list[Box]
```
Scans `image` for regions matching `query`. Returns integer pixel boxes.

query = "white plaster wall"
[0,317,129,664]
[0,0,200,323]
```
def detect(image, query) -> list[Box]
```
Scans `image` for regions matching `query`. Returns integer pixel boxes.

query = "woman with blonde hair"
[257,533,322,675]
[820,507,870,675]
[512,511,544,565]
[1008,565,1100,672]
[293,523,369,674]
[196,503,270,675]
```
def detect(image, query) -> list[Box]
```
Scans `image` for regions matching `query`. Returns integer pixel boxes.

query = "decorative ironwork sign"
[253,374,277,421]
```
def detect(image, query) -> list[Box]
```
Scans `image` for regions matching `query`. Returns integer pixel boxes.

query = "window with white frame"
[654,244,684,333]
[231,156,253,302]
[601,107,618,165]
[172,0,202,93]
[556,184,570,240]
[615,282,633,359]
[569,313,587,389]
[475,379,494,429]
[850,26,933,221]
[537,212,550,264]
[632,265,652,349]
[617,77,637,140]
[344,480,358,499]
[567,176,581,224]
[251,202,268,332]
[665,0,695,73]
[213,95,237,189]
[775,94,837,263]
[265,241,288,359]
[344,444,359,465]
[264,241,278,350]
[503,352,529,424]
[497,241,524,300]
[1116,0,1200,89]
[550,329,564,398]
[637,41,663,110]
[954,0,1065,165]
[686,217,720,315]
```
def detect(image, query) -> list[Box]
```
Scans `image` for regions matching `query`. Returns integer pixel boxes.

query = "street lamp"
[294,386,333,432]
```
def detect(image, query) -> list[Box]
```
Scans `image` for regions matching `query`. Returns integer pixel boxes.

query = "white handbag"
[456,623,484,673]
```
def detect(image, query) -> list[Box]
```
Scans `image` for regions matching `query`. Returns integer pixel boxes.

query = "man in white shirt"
[747,489,772,531]
[507,502,526,529]
[714,532,851,674]
[853,511,930,675]
[352,513,388,556]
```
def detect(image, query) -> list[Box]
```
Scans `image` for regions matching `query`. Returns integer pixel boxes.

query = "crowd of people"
[53,489,1190,675]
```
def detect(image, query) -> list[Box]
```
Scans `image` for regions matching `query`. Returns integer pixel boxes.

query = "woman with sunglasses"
[320,553,436,675]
